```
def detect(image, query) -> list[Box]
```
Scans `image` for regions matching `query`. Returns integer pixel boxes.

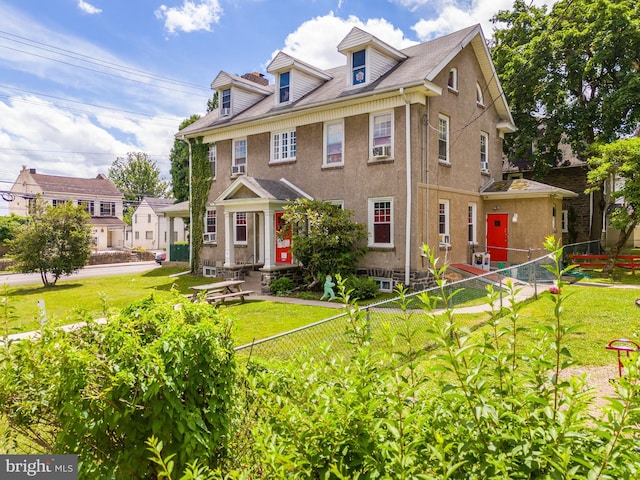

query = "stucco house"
[176,24,576,290]
[8,166,126,250]
[130,197,187,251]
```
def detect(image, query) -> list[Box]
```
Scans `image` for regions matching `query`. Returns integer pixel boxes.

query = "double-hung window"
[232,139,247,175]
[480,132,489,171]
[279,72,290,103]
[208,144,217,177]
[271,130,296,163]
[371,112,393,159]
[438,115,450,164]
[203,209,216,243]
[368,197,393,247]
[448,68,458,91]
[352,49,366,86]
[78,200,94,215]
[438,200,450,246]
[221,88,231,115]
[234,212,247,245]
[100,201,115,217]
[324,121,344,167]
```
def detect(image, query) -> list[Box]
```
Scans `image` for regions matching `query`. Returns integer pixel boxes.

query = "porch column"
[224,211,235,266]
[168,216,175,260]
[257,211,265,265]
[263,208,275,269]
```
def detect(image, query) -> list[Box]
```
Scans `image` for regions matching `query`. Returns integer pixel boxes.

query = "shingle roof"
[253,178,306,201]
[480,178,578,198]
[30,171,122,197]
[177,24,513,138]
[142,197,176,214]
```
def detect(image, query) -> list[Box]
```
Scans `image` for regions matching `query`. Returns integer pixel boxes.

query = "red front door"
[486,213,508,262]
[275,212,292,264]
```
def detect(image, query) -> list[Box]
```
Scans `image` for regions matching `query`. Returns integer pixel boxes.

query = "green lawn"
[0,267,336,344]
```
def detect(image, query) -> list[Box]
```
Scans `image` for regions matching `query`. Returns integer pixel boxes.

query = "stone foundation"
[356,267,436,292]
[259,266,303,294]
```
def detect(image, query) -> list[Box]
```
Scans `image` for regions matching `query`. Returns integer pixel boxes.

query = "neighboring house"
[130,197,187,251]
[503,138,592,247]
[176,24,575,290]
[8,166,126,250]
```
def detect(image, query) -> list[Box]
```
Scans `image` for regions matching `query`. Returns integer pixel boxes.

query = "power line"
[0,30,211,94]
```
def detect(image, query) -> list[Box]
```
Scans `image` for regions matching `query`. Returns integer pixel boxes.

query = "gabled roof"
[337,26,408,61]
[28,170,122,197]
[140,197,176,214]
[210,71,273,95]
[480,178,578,199]
[178,24,515,138]
[267,51,332,80]
[215,176,312,204]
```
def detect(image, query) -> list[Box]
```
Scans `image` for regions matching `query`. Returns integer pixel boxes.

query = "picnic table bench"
[189,280,253,305]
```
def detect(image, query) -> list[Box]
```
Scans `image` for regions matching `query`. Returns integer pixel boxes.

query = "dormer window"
[279,72,290,103]
[352,49,366,86]
[221,88,231,115]
[448,68,458,91]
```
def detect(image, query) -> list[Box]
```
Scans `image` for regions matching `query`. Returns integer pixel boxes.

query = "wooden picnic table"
[189,280,253,305]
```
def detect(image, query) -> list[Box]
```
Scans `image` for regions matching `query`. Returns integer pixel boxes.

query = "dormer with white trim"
[210,71,272,119]
[337,27,407,89]
[266,52,332,106]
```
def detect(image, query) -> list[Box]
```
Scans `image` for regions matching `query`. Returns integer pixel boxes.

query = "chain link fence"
[234,243,597,364]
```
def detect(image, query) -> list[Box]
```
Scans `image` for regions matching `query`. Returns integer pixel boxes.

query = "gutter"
[179,135,193,273]
[400,87,411,287]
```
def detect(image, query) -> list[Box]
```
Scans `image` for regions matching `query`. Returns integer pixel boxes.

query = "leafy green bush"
[269,277,295,296]
[0,293,236,479]
[345,275,379,300]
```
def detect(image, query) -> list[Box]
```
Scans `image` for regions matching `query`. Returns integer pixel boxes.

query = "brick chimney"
[241,72,269,86]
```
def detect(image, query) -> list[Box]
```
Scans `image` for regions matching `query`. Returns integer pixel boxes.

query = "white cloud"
[272,12,418,71]
[155,0,223,34]
[77,0,102,15]
[411,0,559,40]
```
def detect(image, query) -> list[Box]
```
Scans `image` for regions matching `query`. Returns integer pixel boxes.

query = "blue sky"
[0,0,555,215]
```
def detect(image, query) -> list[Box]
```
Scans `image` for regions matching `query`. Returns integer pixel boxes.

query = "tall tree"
[7,196,92,286]
[587,137,640,273]
[491,0,640,240]
[109,152,170,224]
[170,115,201,203]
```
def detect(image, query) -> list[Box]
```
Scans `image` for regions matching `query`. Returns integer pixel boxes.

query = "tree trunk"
[603,220,637,275]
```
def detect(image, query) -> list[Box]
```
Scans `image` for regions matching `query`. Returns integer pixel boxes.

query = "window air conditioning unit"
[480,161,489,171]
[439,234,450,245]
[202,266,217,277]
[372,144,391,158]
[202,233,216,243]
[232,164,246,175]
[220,107,230,116]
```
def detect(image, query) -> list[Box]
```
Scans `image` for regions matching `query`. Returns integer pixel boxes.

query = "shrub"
[0,293,236,479]
[269,277,295,296]
[345,275,379,300]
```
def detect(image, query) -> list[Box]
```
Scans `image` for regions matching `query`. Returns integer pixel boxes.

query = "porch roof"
[214,176,312,207]
[480,178,579,200]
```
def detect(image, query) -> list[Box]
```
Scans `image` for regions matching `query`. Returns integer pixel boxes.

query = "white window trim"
[562,209,568,233]
[234,212,248,245]
[480,131,489,173]
[368,197,394,248]
[208,144,217,178]
[438,114,450,165]
[270,129,297,163]
[278,72,291,105]
[204,209,217,244]
[438,199,450,246]
[369,111,394,161]
[476,82,484,106]
[468,202,477,245]
[448,68,458,91]
[323,120,344,167]
[348,48,367,88]
[232,138,247,176]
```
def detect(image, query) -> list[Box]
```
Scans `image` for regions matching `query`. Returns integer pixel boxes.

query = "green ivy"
[190,138,212,273]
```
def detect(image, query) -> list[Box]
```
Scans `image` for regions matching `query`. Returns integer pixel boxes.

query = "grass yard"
[0,267,336,343]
